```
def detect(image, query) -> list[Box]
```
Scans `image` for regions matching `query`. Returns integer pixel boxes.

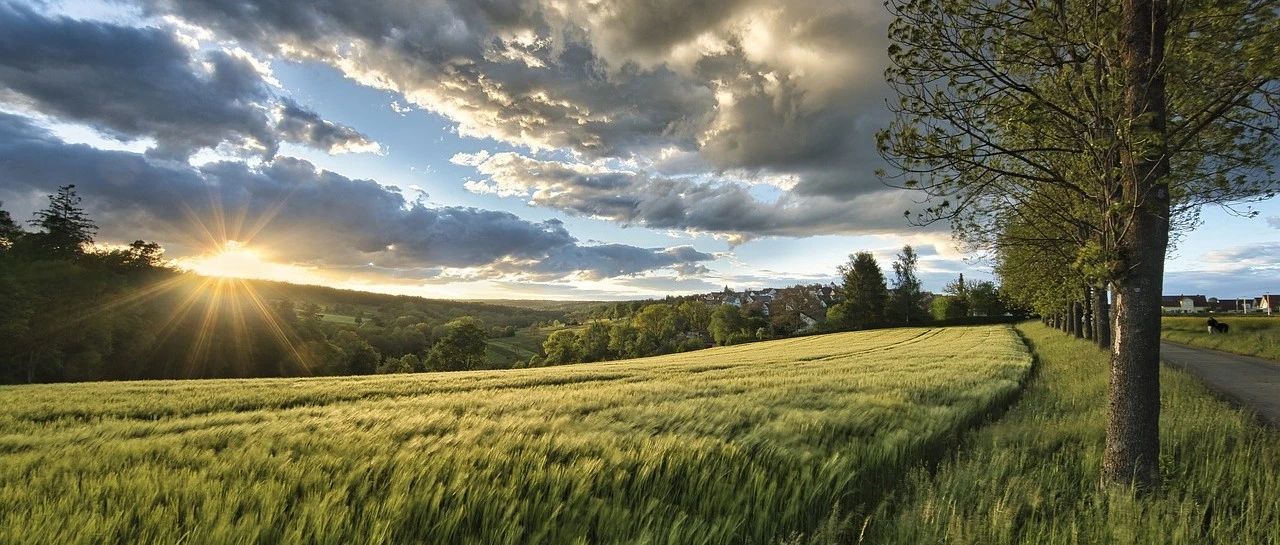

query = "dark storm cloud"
[139,0,897,210]
[0,4,376,158]
[0,113,711,279]
[458,152,929,243]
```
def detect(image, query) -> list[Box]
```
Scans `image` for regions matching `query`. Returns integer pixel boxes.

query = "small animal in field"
[1207,317,1229,334]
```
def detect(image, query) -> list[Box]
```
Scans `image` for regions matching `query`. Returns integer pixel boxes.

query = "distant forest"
[0,186,579,384]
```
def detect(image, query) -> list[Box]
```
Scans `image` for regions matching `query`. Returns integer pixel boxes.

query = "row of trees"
[537,245,1020,367]
[879,0,1279,486]
[827,247,1012,329]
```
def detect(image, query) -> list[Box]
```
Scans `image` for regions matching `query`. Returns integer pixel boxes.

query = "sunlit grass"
[0,326,1030,545]
[859,322,1280,544]
[1161,316,1280,361]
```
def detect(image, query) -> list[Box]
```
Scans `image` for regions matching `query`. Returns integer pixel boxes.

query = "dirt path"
[1161,341,1280,427]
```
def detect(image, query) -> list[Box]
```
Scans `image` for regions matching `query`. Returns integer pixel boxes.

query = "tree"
[676,300,713,338]
[425,317,487,371]
[880,0,1279,487]
[607,322,642,358]
[576,321,612,362]
[708,304,745,345]
[542,329,581,365]
[632,304,680,352]
[768,286,825,335]
[888,245,926,325]
[0,203,21,251]
[377,354,420,374]
[830,252,889,329]
[931,295,969,321]
[27,185,97,259]
[331,330,380,375]
[968,281,1004,317]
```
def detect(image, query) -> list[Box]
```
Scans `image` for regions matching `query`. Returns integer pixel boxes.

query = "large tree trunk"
[1072,301,1085,339]
[1083,292,1094,341]
[1105,0,1170,490]
[1094,283,1111,349]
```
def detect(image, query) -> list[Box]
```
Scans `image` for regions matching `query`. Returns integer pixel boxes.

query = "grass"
[484,325,548,365]
[484,323,593,366]
[0,326,1029,545]
[317,312,359,324]
[858,322,1280,544]
[1161,315,1280,361]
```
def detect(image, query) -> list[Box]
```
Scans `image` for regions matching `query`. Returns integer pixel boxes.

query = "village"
[1161,294,1280,314]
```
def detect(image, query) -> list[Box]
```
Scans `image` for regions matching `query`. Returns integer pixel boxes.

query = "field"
[0,326,1030,545]
[858,322,1280,544]
[483,323,590,367]
[1161,315,1280,361]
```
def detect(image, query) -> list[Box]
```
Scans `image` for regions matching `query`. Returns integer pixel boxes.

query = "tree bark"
[1104,0,1170,490]
[1072,301,1085,339]
[1094,283,1111,350]
[1083,291,1094,341]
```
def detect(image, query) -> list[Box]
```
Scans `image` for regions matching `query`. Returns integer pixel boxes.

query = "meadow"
[1161,315,1280,361]
[858,322,1280,544]
[0,326,1029,545]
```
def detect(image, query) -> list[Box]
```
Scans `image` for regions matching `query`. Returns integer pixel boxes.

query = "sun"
[187,241,271,279]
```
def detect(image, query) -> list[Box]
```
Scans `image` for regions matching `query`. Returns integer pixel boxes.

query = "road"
[1161,341,1280,427]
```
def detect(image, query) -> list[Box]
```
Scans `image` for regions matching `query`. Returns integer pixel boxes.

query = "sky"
[0,0,1276,300]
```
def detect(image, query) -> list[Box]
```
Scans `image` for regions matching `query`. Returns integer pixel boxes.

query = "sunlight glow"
[187,241,263,278]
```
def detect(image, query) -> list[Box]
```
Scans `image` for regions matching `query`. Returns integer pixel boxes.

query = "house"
[1160,294,1208,314]
[1261,294,1280,316]
[1208,298,1252,313]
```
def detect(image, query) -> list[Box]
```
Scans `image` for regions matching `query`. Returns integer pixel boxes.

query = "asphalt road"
[1161,341,1280,427]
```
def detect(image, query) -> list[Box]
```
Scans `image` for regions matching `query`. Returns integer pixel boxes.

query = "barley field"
[860,323,1280,545]
[0,326,1030,545]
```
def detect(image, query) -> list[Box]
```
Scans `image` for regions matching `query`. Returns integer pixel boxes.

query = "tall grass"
[860,322,1280,544]
[1161,316,1280,361]
[0,326,1030,545]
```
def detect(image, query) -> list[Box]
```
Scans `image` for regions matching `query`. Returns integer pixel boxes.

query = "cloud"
[0,112,713,280]
[0,4,376,159]
[138,0,897,212]
[1267,216,1280,229]
[1161,241,1280,297]
[1198,241,1280,274]
[455,151,927,242]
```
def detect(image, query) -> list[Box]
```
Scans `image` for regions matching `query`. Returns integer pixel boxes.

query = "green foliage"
[0,204,19,251]
[23,185,97,259]
[709,304,746,345]
[330,330,381,375]
[425,317,488,372]
[576,321,612,362]
[931,296,970,321]
[0,326,1031,545]
[967,280,1005,317]
[861,322,1280,544]
[888,245,928,324]
[831,252,888,329]
[541,329,581,365]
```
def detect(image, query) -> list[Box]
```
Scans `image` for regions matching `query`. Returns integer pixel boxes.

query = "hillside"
[243,279,573,328]
[0,326,1031,545]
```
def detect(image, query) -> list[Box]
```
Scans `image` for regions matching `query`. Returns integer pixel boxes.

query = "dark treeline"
[536,246,1024,366]
[0,187,562,384]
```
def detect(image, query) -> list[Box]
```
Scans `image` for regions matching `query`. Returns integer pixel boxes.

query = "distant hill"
[242,279,573,328]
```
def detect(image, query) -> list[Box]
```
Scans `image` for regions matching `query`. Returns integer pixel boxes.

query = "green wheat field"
[0,326,1030,545]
